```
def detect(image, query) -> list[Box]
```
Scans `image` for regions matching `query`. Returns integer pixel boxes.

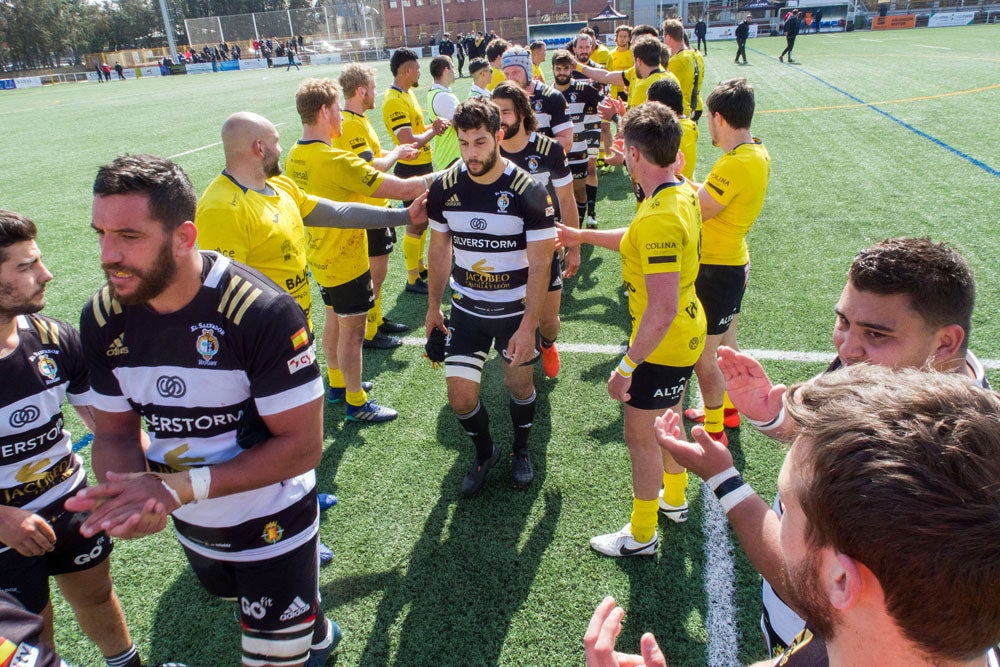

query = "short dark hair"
[550,49,575,70]
[622,102,681,167]
[706,78,755,129]
[615,25,633,39]
[491,82,537,133]
[0,209,38,264]
[786,364,1000,662]
[848,237,975,348]
[452,97,501,135]
[389,47,418,76]
[646,77,684,117]
[631,24,659,39]
[662,18,685,41]
[631,35,662,68]
[469,57,490,76]
[429,55,452,79]
[93,154,196,231]
[485,38,510,63]
[529,40,545,53]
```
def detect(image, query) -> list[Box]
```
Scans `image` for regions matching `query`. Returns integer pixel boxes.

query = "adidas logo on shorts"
[445,194,462,207]
[279,596,311,622]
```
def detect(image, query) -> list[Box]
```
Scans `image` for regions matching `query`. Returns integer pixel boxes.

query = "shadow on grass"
[149,566,241,665]
[325,357,563,666]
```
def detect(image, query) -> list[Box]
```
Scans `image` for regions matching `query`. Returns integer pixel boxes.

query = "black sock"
[540,335,555,349]
[576,201,587,222]
[106,646,140,667]
[586,185,597,217]
[509,391,536,454]
[457,401,494,461]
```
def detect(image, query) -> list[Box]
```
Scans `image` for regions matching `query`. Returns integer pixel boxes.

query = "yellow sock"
[365,296,381,340]
[661,470,688,507]
[723,392,736,412]
[704,405,724,434]
[345,388,368,407]
[403,235,422,281]
[630,497,660,543]
[327,368,345,389]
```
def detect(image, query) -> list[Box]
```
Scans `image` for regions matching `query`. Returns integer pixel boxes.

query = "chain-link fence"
[184,5,386,52]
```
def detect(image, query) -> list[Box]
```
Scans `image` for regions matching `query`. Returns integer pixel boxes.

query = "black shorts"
[444,303,539,382]
[319,270,375,316]
[367,227,396,257]
[393,161,433,207]
[695,263,749,336]
[626,360,695,410]
[569,160,589,180]
[0,485,113,614]
[549,252,563,292]
[183,531,323,662]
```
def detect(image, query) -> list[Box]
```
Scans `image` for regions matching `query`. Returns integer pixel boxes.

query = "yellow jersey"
[382,85,432,166]
[667,49,701,117]
[195,174,317,318]
[532,63,545,82]
[679,117,698,180]
[334,109,390,208]
[702,140,772,266]
[488,67,506,91]
[693,49,705,114]
[592,43,612,68]
[284,140,385,287]
[608,47,634,100]
[628,68,679,109]
[620,179,706,366]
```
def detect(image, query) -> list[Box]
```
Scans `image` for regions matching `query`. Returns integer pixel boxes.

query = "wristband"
[705,466,741,494]
[189,467,212,502]
[616,353,638,378]
[746,405,786,432]
[719,483,756,514]
[704,466,754,513]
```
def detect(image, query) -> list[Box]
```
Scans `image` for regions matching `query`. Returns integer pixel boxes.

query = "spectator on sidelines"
[587,364,1000,667]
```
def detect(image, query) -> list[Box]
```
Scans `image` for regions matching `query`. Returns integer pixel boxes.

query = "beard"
[0,285,44,320]
[103,239,178,306]
[263,148,282,178]
[465,147,499,177]
[787,550,839,641]
[554,73,572,86]
[501,118,522,137]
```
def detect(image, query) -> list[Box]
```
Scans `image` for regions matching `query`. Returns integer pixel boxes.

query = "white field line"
[916,45,951,50]
[398,338,1000,369]
[691,384,742,667]
[168,122,287,159]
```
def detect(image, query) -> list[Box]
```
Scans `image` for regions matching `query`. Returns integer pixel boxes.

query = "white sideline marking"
[168,122,287,159]
[859,38,884,42]
[916,45,950,50]
[399,338,1000,368]
[691,385,742,667]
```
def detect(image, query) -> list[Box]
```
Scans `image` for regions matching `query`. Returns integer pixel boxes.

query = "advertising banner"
[239,58,268,70]
[14,76,43,88]
[0,79,15,90]
[219,60,240,71]
[928,11,975,26]
[872,14,916,29]
[186,63,214,74]
[138,66,163,77]
[310,53,342,65]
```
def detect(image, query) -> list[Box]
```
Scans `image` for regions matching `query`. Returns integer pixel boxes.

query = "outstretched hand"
[717,346,786,422]
[654,409,734,480]
[584,596,668,667]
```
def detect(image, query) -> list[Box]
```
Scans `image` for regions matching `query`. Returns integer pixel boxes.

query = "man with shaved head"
[196,111,426,324]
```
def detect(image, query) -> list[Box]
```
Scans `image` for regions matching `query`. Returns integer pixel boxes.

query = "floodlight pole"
[401,0,409,46]
[158,0,179,63]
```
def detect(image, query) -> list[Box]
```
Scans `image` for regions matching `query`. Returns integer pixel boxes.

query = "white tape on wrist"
[159,479,182,506]
[189,467,212,502]
[746,405,786,432]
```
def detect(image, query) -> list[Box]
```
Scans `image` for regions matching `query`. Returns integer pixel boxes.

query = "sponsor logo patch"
[287,344,317,374]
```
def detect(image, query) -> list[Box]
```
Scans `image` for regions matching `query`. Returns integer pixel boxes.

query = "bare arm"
[556,223,626,252]
[396,121,445,151]
[555,182,581,278]
[373,143,420,172]
[424,227,453,336]
[372,173,430,202]
[697,184,726,221]
[554,127,574,156]
[506,236,556,365]
[579,63,625,87]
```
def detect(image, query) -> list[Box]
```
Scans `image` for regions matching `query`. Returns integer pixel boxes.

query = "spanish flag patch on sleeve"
[291,327,309,350]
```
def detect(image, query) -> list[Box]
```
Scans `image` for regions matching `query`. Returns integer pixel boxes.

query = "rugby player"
[528,41,547,82]
[646,77,698,180]
[0,210,156,667]
[493,81,581,379]
[335,64,421,351]
[67,155,338,667]
[551,49,603,229]
[500,47,574,155]
[557,103,705,557]
[467,58,493,100]
[578,35,676,110]
[426,56,461,171]
[660,237,988,656]
[382,48,449,295]
[590,365,1000,667]
[424,98,556,496]
[286,78,430,422]
[662,19,705,122]
[682,79,771,445]
[484,38,510,92]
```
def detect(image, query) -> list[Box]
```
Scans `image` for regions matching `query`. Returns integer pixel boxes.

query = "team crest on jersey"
[569,92,578,102]
[527,156,539,172]
[496,192,511,212]
[261,521,284,544]
[196,328,220,363]
[533,100,543,112]
[36,354,58,382]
